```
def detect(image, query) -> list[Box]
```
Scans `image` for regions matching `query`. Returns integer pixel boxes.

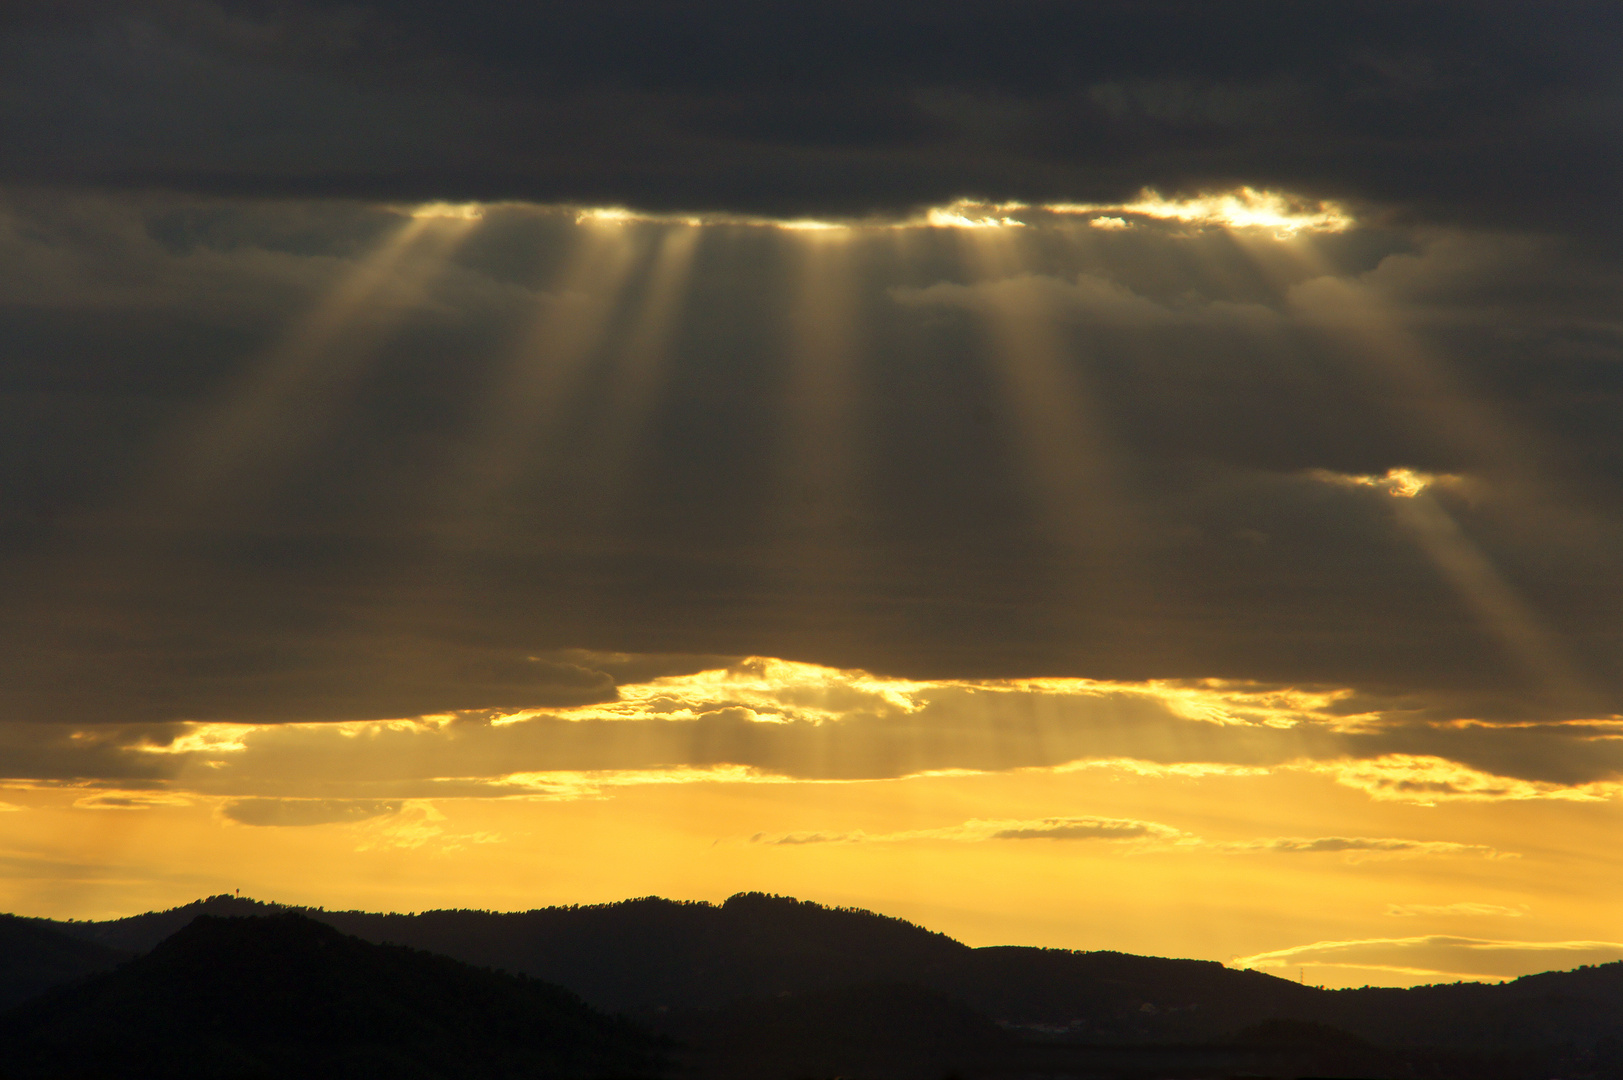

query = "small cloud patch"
[751,815,1188,847]
[223,798,403,827]
[988,818,1159,841]
[1387,902,1528,918]
[73,790,192,811]
[1228,836,1509,860]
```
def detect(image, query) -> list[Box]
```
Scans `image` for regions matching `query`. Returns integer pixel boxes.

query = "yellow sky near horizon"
[5,656,1623,990]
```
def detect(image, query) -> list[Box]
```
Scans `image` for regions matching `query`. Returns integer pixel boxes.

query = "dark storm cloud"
[2,190,1623,729]
[3,2,1622,232]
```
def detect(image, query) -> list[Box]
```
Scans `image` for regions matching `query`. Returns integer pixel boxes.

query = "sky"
[3,0,1623,989]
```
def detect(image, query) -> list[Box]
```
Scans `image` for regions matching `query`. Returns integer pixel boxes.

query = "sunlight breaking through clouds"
[1310,467,1464,499]
[545,187,1356,234]
[1045,187,1354,234]
[135,725,256,756]
[924,203,1029,229]
[408,202,486,221]
[1306,467,1586,699]
[4,0,1623,1007]
[2,174,1621,981]
[532,663,1367,731]
[926,189,1354,233]
[489,764,790,799]
[163,209,479,494]
[17,655,1623,809]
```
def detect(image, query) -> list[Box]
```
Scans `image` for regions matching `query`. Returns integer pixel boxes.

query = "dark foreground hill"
[41,891,1316,1036]
[44,892,973,1014]
[0,913,660,1080]
[666,981,1017,1080]
[0,914,127,1011]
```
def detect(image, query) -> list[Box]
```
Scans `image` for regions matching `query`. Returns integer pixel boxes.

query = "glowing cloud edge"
[418,187,1354,235]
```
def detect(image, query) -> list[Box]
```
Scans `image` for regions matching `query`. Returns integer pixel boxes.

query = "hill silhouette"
[0,913,660,1080]
[45,892,971,1013]
[38,894,287,955]
[17,893,1623,1078]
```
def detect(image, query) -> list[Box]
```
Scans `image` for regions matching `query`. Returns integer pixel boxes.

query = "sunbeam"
[946,229,1135,610]
[1288,271,1534,481]
[446,215,642,526]
[10,177,1623,1008]
[166,209,481,504]
[589,224,701,506]
[1285,260,1606,701]
[1396,492,1587,701]
[776,232,863,550]
[16,6,1623,1045]
[1322,470,1588,702]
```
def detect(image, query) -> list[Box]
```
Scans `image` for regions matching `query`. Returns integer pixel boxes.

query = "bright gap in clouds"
[408,202,486,221]
[560,187,1355,235]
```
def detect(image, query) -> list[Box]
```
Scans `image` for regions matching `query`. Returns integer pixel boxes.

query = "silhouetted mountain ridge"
[16,893,1623,1078]
[28,894,288,954]
[0,912,659,1080]
[45,892,973,1013]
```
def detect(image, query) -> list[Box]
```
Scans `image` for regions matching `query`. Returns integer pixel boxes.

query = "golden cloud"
[1304,755,1623,804]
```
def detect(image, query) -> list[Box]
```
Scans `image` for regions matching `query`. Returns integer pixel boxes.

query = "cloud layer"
[5,2,1622,236]
[1,658,1618,815]
[2,194,1622,732]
